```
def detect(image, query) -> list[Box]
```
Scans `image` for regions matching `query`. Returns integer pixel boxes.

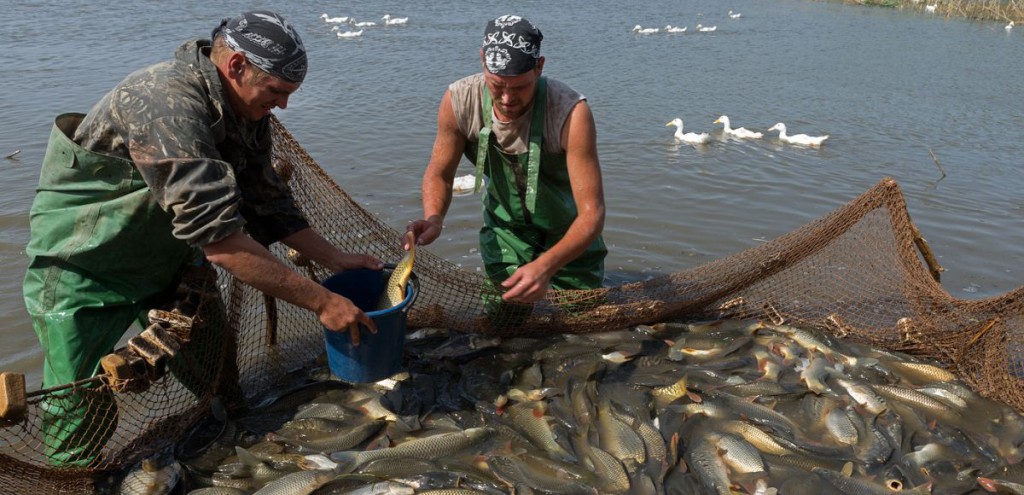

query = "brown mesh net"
[2,117,1022,493]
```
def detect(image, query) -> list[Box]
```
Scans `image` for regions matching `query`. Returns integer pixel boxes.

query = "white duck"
[667,118,710,144]
[321,13,349,23]
[696,24,718,32]
[633,25,660,34]
[336,29,364,38]
[1006,21,1015,31]
[665,25,687,33]
[714,115,763,139]
[767,123,829,147]
[925,4,937,13]
[729,10,742,19]
[351,20,377,28]
[382,14,409,25]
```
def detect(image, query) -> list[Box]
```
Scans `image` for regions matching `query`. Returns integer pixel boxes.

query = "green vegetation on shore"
[823,0,1023,23]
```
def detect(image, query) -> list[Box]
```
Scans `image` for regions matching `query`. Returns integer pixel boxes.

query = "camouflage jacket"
[73,39,308,247]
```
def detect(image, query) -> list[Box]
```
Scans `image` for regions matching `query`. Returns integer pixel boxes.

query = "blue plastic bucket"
[320,269,418,383]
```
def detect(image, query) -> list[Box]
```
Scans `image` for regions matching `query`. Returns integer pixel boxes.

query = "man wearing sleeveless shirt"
[407,15,607,306]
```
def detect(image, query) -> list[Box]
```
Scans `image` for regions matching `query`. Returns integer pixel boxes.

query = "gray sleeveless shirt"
[448,72,585,154]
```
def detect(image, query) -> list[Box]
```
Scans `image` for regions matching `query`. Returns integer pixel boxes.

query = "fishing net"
[2,117,1022,493]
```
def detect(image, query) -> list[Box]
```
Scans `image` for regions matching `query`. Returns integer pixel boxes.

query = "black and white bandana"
[481,15,542,76]
[212,10,307,83]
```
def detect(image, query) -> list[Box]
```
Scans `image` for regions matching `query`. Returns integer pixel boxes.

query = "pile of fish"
[124,318,1024,494]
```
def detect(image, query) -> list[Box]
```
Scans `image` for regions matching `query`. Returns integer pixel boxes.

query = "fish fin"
[326,450,359,474]
[840,461,853,477]
[234,445,263,468]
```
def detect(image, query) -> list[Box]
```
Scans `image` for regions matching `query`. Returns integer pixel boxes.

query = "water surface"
[2,0,1023,387]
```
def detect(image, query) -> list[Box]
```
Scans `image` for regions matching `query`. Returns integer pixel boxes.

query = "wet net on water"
[1,117,1022,493]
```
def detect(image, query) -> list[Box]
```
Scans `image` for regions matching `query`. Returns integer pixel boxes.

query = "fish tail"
[235,445,262,468]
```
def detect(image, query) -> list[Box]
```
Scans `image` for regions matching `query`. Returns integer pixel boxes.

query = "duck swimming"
[696,24,718,32]
[382,14,409,25]
[321,13,349,23]
[766,123,829,147]
[665,25,687,33]
[714,115,763,139]
[667,118,711,144]
[633,25,660,34]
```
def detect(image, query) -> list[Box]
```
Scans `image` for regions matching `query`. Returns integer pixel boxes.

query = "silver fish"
[798,355,834,394]
[571,432,630,494]
[812,466,932,494]
[880,358,957,385]
[423,334,502,360]
[486,455,597,495]
[330,427,494,470]
[667,334,752,362]
[715,433,765,474]
[251,469,338,495]
[825,406,859,447]
[684,432,732,495]
[292,402,357,422]
[186,487,249,495]
[834,378,888,415]
[119,459,181,495]
[268,420,385,454]
[871,383,963,422]
[596,398,646,467]
[505,401,577,463]
[977,461,1024,494]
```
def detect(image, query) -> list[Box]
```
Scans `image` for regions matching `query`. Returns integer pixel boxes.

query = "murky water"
[2,0,1023,387]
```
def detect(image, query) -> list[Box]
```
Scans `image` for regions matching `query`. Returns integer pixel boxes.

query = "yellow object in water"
[376,232,415,310]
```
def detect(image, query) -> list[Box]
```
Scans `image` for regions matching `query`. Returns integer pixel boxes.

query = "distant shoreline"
[819,0,1022,23]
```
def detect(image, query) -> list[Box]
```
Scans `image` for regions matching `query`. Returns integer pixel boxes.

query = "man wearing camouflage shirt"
[22,10,381,466]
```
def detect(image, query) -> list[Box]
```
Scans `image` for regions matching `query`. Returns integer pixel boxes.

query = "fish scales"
[812,467,931,495]
[485,455,597,495]
[118,459,181,495]
[596,399,646,467]
[608,404,667,485]
[871,384,963,423]
[251,469,336,495]
[715,433,765,474]
[269,420,385,454]
[331,427,494,469]
[376,232,415,310]
[572,433,630,494]
[417,490,493,495]
[181,318,1024,495]
[704,391,799,438]
[683,433,732,495]
[505,402,577,463]
[187,487,249,495]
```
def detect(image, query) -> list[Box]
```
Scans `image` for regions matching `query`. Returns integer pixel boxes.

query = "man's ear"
[227,52,248,81]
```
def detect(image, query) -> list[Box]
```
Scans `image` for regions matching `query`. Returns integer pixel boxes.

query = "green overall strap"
[474,113,490,194]
[476,77,548,217]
